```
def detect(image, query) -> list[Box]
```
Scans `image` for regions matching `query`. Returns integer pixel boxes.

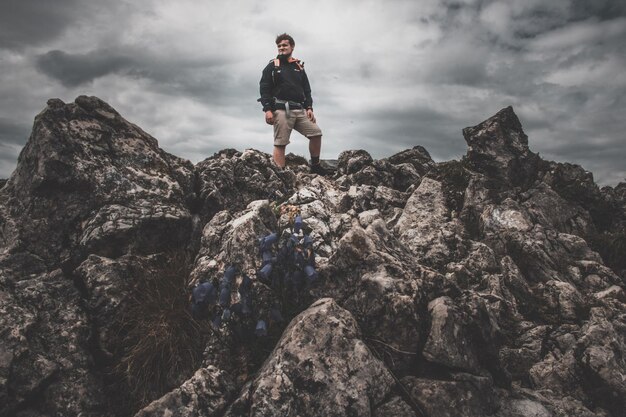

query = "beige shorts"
[273,109,323,146]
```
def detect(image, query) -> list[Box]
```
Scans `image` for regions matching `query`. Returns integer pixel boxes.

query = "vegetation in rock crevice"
[107,250,207,413]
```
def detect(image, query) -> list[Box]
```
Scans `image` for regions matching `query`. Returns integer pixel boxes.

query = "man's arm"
[302,71,316,122]
[259,63,275,112]
[302,70,313,110]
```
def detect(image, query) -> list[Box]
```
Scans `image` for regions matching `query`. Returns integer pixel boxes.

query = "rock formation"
[0,98,624,417]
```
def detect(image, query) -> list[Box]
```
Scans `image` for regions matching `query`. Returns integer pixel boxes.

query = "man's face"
[276,40,293,57]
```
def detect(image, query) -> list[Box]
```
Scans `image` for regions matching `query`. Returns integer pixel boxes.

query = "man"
[259,33,328,176]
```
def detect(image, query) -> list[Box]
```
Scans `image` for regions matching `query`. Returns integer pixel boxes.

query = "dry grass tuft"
[111,250,208,409]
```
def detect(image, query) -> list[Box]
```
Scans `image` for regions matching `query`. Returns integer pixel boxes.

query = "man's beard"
[277,53,291,62]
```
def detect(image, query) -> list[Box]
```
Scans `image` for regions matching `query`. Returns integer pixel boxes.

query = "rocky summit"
[1,97,625,417]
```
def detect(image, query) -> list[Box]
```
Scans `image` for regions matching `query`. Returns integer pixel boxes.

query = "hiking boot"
[275,167,296,191]
[310,163,329,176]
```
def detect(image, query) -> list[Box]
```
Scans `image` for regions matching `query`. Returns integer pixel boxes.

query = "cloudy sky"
[1,0,625,185]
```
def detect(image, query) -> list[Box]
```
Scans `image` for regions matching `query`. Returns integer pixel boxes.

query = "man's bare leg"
[273,145,286,168]
[309,135,322,160]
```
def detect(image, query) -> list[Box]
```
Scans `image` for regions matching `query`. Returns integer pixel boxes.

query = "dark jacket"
[259,57,313,112]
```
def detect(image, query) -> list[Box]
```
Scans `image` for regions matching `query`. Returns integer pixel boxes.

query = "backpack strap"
[270,59,280,85]
[288,57,304,71]
[269,57,304,85]
[273,57,304,70]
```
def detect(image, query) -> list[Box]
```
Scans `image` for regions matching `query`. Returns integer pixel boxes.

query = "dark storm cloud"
[354,106,468,160]
[1,0,625,185]
[1,1,142,51]
[34,46,237,99]
[570,0,626,21]
[35,50,136,87]
[0,0,81,49]
[135,59,241,100]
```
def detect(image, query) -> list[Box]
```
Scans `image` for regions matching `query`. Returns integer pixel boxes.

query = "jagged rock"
[224,298,395,417]
[373,396,417,417]
[594,285,625,302]
[462,106,541,188]
[497,255,537,317]
[134,366,235,417]
[187,199,283,381]
[191,200,276,280]
[401,373,498,417]
[426,161,474,217]
[495,397,552,417]
[540,163,625,278]
[529,348,584,398]
[0,265,111,417]
[479,194,608,291]
[506,387,611,417]
[319,220,425,372]
[383,145,434,175]
[518,305,626,416]
[285,178,346,257]
[336,148,431,191]
[395,177,465,270]
[0,96,194,266]
[423,296,481,372]
[537,280,587,322]
[75,254,163,358]
[520,182,596,238]
[499,324,549,381]
[576,307,626,415]
[346,184,410,227]
[336,150,374,176]
[541,162,603,216]
[195,148,296,221]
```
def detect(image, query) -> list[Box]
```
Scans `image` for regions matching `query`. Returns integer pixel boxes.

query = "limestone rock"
[395,177,465,270]
[462,105,540,188]
[1,96,194,266]
[402,373,498,417]
[423,296,480,372]
[191,200,276,280]
[373,396,417,417]
[0,265,111,417]
[224,298,395,417]
[134,366,235,417]
[195,148,297,221]
[336,148,432,192]
[319,220,425,372]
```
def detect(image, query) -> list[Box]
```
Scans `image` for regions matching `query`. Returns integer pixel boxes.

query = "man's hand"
[306,109,316,123]
[265,111,274,125]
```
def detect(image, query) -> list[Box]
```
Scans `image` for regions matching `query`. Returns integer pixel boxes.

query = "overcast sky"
[1,0,625,185]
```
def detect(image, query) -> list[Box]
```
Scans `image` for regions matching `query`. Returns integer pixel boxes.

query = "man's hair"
[275,33,295,47]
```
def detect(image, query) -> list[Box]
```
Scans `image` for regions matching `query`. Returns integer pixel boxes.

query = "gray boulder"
[134,366,235,417]
[401,373,498,417]
[0,266,111,417]
[462,105,541,188]
[1,96,194,265]
[423,296,480,372]
[224,298,395,417]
